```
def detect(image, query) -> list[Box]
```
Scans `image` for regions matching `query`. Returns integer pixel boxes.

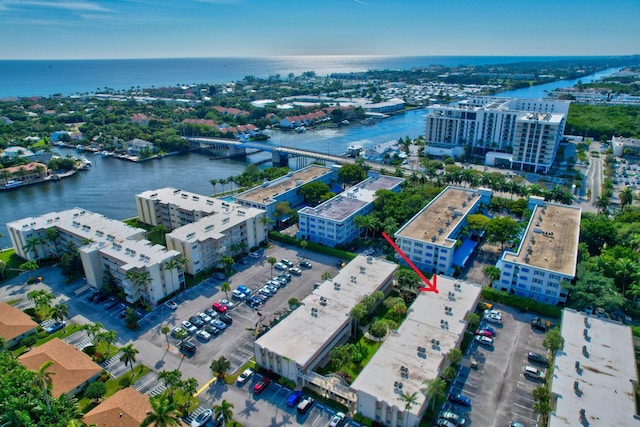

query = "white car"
[196,330,211,342]
[231,290,246,300]
[274,262,287,271]
[474,335,494,347]
[237,368,254,385]
[329,412,346,427]
[181,321,197,335]
[248,251,261,259]
[197,312,212,323]
[219,299,235,309]
[190,409,213,427]
[164,300,178,310]
[484,313,502,324]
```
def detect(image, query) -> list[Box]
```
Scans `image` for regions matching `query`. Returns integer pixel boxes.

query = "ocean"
[0,55,601,99]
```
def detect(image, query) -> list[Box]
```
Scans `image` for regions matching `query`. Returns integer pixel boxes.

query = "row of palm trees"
[594,186,635,214]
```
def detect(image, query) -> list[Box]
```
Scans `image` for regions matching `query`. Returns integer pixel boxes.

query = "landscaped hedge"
[481,287,562,319]
[268,232,357,260]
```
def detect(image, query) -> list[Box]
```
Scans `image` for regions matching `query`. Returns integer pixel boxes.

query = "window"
[521,267,530,273]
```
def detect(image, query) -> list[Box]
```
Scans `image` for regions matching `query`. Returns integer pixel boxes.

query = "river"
[0,67,620,249]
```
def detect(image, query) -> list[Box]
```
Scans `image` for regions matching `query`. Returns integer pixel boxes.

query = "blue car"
[448,393,471,407]
[287,390,303,407]
[236,285,251,297]
[482,325,497,335]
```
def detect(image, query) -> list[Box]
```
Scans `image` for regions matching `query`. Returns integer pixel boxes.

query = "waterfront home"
[125,138,154,156]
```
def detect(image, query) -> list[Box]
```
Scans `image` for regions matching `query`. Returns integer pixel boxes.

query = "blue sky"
[1,0,638,59]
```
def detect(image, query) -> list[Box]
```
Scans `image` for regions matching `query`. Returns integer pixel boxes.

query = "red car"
[212,302,227,313]
[475,328,495,338]
[253,377,271,394]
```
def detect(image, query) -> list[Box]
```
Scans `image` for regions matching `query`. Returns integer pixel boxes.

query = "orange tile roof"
[0,302,38,341]
[83,387,152,427]
[19,338,102,397]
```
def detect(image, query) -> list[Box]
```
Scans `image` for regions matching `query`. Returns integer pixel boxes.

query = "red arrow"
[381,232,438,293]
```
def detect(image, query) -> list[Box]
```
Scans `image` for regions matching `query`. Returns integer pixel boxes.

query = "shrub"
[277,377,296,389]
[82,345,96,356]
[84,381,106,402]
[481,287,562,319]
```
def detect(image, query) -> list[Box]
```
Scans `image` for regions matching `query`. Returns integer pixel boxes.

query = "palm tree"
[615,258,638,295]
[45,228,60,258]
[120,343,139,376]
[181,377,198,411]
[161,325,171,349]
[422,377,446,410]
[595,194,610,214]
[221,282,231,300]
[399,391,418,411]
[300,239,308,259]
[158,369,182,398]
[141,395,181,427]
[209,178,218,193]
[213,399,235,426]
[259,215,274,242]
[210,356,231,379]
[126,269,153,305]
[99,329,117,357]
[164,258,181,292]
[23,236,44,260]
[267,256,277,278]
[32,360,55,412]
[82,321,104,347]
[51,303,69,322]
[619,187,634,209]
[220,255,234,275]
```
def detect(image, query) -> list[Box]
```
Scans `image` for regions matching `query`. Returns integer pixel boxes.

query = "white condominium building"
[495,197,580,304]
[297,175,404,247]
[424,97,570,173]
[165,204,266,275]
[7,208,183,305]
[394,186,492,276]
[233,164,336,225]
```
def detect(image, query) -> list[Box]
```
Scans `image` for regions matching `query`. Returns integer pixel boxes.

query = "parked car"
[484,309,502,319]
[258,287,274,298]
[448,393,471,407]
[281,259,294,268]
[253,377,271,394]
[300,260,312,269]
[247,297,264,308]
[171,327,187,338]
[237,368,254,385]
[523,365,545,382]
[212,319,227,330]
[527,352,549,367]
[164,300,178,310]
[278,272,292,282]
[219,313,233,325]
[439,411,466,426]
[289,267,302,276]
[474,335,494,347]
[474,328,494,338]
[188,315,204,328]
[181,321,197,335]
[481,325,497,335]
[211,272,225,280]
[297,396,315,415]
[484,313,502,324]
[196,330,211,342]
[44,321,65,334]
[179,341,197,356]
[204,324,220,336]
[435,419,458,427]
[197,312,212,323]
[104,296,120,309]
[218,299,235,309]
[530,317,554,332]
[212,302,227,313]
[248,251,261,259]
[231,289,247,300]
[236,285,251,297]
[190,408,212,427]
[274,262,287,271]
[329,411,346,427]
[204,308,219,319]
[286,390,303,407]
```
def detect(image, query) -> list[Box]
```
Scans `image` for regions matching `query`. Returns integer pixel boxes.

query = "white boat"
[4,180,23,189]
[295,126,307,133]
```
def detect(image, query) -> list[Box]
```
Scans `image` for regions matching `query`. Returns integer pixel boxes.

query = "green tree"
[267,257,277,278]
[213,399,235,426]
[161,325,171,349]
[447,349,463,366]
[485,216,521,250]
[210,356,231,379]
[158,369,182,398]
[220,256,234,275]
[98,329,117,358]
[274,201,292,228]
[300,239,308,258]
[221,281,231,300]
[181,377,198,412]
[483,265,501,285]
[32,360,55,412]
[125,269,152,305]
[441,366,457,382]
[466,213,490,236]
[82,322,104,347]
[349,303,368,333]
[163,257,182,292]
[45,228,60,258]
[84,381,106,403]
[423,377,447,410]
[369,320,388,338]
[619,187,634,209]
[337,163,366,186]
[22,236,44,260]
[394,269,421,300]
[20,260,40,279]
[141,395,181,427]
[50,303,68,322]
[543,328,564,354]
[465,312,480,330]
[298,181,333,206]
[288,297,300,309]
[120,343,139,376]
[399,391,418,411]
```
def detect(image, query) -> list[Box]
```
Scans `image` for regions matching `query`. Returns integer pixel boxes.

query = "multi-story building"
[351,276,482,427]
[549,309,638,427]
[254,256,398,388]
[424,97,570,173]
[233,164,335,225]
[611,135,640,157]
[297,175,404,247]
[7,208,183,305]
[394,186,492,276]
[495,197,580,304]
[165,204,266,275]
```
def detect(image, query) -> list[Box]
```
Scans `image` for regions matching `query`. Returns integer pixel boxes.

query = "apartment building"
[394,186,492,276]
[352,276,482,427]
[424,97,570,173]
[233,164,335,225]
[297,175,404,247]
[7,208,183,305]
[495,197,581,304]
[165,204,266,275]
[549,309,639,427]
[612,135,640,157]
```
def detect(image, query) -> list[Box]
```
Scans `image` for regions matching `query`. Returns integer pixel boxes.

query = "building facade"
[297,175,404,247]
[495,197,581,304]
[394,186,492,276]
[7,208,183,305]
[233,164,336,225]
[424,97,570,173]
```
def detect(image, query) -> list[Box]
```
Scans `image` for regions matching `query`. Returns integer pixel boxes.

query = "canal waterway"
[0,67,620,249]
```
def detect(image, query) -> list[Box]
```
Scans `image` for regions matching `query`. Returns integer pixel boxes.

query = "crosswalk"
[182,406,208,426]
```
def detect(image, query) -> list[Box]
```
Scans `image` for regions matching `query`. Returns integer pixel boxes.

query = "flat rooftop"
[234,165,333,205]
[503,202,580,276]
[395,187,482,247]
[8,208,146,243]
[299,175,404,222]
[550,309,638,427]
[137,187,240,214]
[517,112,564,124]
[351,276,482,412]
[255,256,398,370]
[166,204,263,242]
[84,239,180,271]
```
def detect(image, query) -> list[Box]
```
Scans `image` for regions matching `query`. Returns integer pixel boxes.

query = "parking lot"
[446,306,548,427]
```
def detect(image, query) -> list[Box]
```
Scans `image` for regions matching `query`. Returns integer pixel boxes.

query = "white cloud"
[0,0,111,13]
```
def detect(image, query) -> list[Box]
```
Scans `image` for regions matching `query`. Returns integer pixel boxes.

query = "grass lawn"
[11,323,83,357]
[0,249,25,282]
